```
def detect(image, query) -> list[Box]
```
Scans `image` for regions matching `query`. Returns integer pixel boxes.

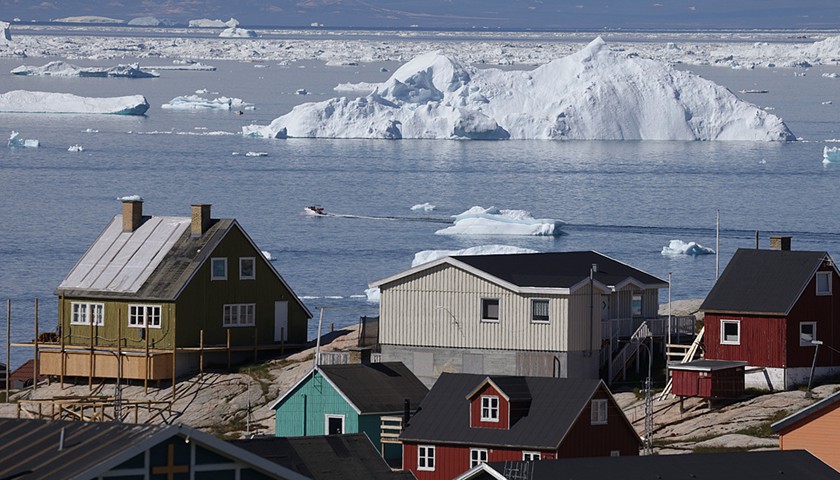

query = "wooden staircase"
[658,326,704,400]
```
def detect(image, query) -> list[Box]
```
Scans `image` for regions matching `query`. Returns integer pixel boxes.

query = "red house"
[700,246,840,390]
[399,373,641,480]
[669,360,746,400]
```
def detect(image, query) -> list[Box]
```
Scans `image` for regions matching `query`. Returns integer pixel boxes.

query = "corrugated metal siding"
[556,388,640,458]
[780,404,840,472]
[380,265,569,351]
[705,314,787,367]
[568,285,599,352]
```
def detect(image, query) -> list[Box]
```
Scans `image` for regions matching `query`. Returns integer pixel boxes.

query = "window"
[610,450,621,457]
[631,293,643,317]
[70,302,104,326]
[481,298,500,322]
[128,305,161,328]
[816,272,832,295]
[480,396,500,422]
[211,257,227,280]
[223,304,255,327]
[325,414,344,435]
[590,399,608,425]
[239,257,255,280]
[721,319,740,345]
[800,322,817,346]
[470,448,488,467]
[531,299,549,323]
[418,445,435,471]
[522,452,541,461]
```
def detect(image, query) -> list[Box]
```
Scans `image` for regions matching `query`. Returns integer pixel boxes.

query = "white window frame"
[721,319,740,345]
[211,257,227,280]
[481,298,500,323]
[223,304,256,327]
[127,304,161,329]
[816,271,832,296]
[324,414,345,435]
[480,395,500,422]
[590,399,608,425]
[531,299,550,323]
[239,257,256,280]
[522,451,541,461]
[610,450,621,457]
[70,302,104,326]
[800,322,817,347]
[418,445,435,471]
[470,448,488,467]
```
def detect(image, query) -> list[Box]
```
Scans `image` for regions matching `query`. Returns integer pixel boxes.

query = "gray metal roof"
[668,360,748,372]
[772,390,840,433]
[700,248,831,315]
[319,362,429,414]
[400,373,634,450]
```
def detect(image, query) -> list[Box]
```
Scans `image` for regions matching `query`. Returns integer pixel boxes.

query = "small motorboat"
[303,205,326,216]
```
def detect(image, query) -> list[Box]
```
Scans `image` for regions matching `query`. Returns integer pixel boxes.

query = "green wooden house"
[270,361,428,460]
[42,199,311,382]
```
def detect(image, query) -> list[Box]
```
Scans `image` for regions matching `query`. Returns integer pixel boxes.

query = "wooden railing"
[380,415,404,445]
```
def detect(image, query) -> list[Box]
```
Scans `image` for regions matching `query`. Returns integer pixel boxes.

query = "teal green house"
[270,362,428,460]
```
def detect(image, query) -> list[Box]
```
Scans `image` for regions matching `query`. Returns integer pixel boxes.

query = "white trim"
[239,256,256,280]
[269,367,363,414]
[816,271,832,296]
[454,464,507,480]
[127,304,161,329]
[590,398,608,425]
[211,257,228,280]
[522,451,541,461]
[470,447,488,467]
[417,444,436,471]
[530,298,550,323]
[800,321,817,347]
[223,303,256,327]
[70,302,105,326]
[610,450,621,457]
[480,395,500,422]
[324,414,345,434]
[721,319,741,345]
[481,298,500,323]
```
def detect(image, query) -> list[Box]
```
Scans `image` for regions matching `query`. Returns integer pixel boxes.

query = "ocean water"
[1,53,839,370]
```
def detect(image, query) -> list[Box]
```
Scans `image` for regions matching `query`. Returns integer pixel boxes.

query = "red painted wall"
[403,443,555,480]
[785,268,840,368]
[671,368,744,398]
[705,313,787,367]
[556,387,641,458]
[469,384,509,429]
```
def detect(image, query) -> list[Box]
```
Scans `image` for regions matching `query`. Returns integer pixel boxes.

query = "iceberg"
[68,144,84,152]
[1,21,11,44]
[413,245,539,267]
[11,61,159,78]
[245,38,793,141]
[220,27,257,38]
[189,18,238,28]
[824,146,840,164]
[661,240,715,256]
[162,95,254,110]
[435,206,565,236]
[411,203,436,212]
[8,131,39,147]
[128,17,174,27]
[0,91,150,115]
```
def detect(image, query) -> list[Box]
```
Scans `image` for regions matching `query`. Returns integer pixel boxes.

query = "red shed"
[701,246,840,390]
[670,360,746,399]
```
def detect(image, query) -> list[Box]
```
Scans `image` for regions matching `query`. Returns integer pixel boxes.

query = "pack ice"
[0,91,150,115]
[11,61,159,78]
[244,37,794,141]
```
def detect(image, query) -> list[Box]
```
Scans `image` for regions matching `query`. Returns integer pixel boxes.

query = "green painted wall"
[59,297,175,349]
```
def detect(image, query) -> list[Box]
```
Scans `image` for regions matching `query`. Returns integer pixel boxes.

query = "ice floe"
[261,250,276,261]
[435,206,564,236]
[412,244,539,267]
[244,38,793,141]
[11,61,159,78]
[661,240,715,256]
[8,131,38,147]
[245,151,268,157]
[117,194,143,202]
[161,95,253,110]
[189,18,239,28]
[1,21,11,44]
[411,203,436,212]
[220,27,257,38]
[0,90,149,115]
[53,16,124,24]
[141,63,216,71]
[67,144,84,152]
[128,17,174,27]
[824,146,839,164]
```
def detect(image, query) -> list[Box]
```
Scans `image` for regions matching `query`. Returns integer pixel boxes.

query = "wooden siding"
[469,384,509,429]
[39,350,172,380]
[403,443,555,480]
[379,264,573,352]
[705,313,787,367]
[175,225,309,347]
[784,267,840,368]
[556,386,641,458]
[779,402,840,472]
[671,368,745,399]
[59,297,175,349]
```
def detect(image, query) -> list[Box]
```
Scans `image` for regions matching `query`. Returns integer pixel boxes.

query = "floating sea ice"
[162,94,254,110]
[1,21,12,43]
[824,146,840,164]
[219,27,257,38]
[296,89,307,95]
[82,128,99,133]
[436,206,565,236]
[261,250,275,261]
[364,287,381,303]
[245,151,268,157]
[412,245,539,267]
[411,202,436,212]
[8,131,39,147]
[117,194,143,202]
[68,144,84,152]
[661,240,715,256]
[0,90,149,115]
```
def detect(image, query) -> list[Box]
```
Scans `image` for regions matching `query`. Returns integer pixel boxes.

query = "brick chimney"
[121,199,143,232]
[191,204,211,237]
[770,235,792,251]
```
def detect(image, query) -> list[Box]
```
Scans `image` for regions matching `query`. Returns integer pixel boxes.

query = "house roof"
[668,359,748,372]
[0,418,308,480]
[370,251,667,294]
[270,362,428,414]
[400,373,638,450]
[772,390,840,434]
[9,359,46,383]
[231,433,414,480]
[54,213,311,317]
[700,248,833,315]
[458,450,839,480]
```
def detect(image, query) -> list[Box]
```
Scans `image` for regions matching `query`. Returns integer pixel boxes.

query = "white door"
[274,301,288,342]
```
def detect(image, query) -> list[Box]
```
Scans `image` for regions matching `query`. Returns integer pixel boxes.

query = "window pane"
[723,322,739,342]
[483,299,499,320]
[801,323,815,344]
[212,259,227,279]
[240,258,255,279]
[817,272,831,294]
[631,294,643,317]
[532,299,549,322]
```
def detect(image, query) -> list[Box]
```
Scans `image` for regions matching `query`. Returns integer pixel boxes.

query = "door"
[325,414,344,435]
[274,301,288,342]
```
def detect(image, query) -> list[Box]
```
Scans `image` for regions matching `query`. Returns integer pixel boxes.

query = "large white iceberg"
[412,245,539,267]
[220,27,257,38]
[189,18,238,28]
[11,61,159,78]
[0,90,150,115]
[661,240,715,256]
[162,95,253,110]
[436,206,564,236]
[244,37,793,141]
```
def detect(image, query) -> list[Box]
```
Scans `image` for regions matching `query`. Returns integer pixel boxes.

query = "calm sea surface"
[1,51,839,369]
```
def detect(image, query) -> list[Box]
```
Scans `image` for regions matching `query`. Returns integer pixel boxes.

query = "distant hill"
[1,0,838,30]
